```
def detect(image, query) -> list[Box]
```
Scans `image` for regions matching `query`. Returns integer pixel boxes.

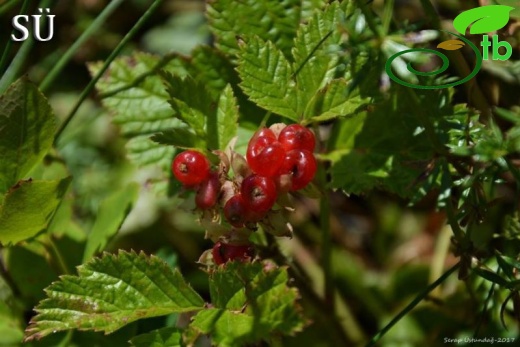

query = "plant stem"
[39,0,125,92]
[53,0,164,145]
[472,269,499,342]
[0,0,31,92]
[365,262,460,347]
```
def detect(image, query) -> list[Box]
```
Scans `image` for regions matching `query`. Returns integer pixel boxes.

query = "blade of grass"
[53,0,164,145]
[0,0,31,85]
[39,0,124,92]
[365,262,460,347]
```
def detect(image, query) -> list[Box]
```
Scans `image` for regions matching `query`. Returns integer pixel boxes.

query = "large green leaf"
[130,327,183,347]
[328,89,439,197]
[0,77,56,194]
[237,37,299,121]
[207,0,300,58]
[24,251,205,341]
[190,262,305,345]
[292,2,342,113]
[89,53,185,171]
[83,182,140,262]
[453,5,514,35]
[0,177,72,246]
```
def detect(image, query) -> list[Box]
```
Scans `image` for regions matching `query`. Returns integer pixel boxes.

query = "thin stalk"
[472,269,499,343]
[53,0,164,145]
[39,0,124,92]
[381,0,394,36]
[365,262,460,347]
[320,186,334,307]
[42,236,70,275]
[0,0,31,84]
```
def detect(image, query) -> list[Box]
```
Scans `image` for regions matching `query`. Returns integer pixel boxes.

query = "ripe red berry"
[172,150,210,186]
[212,241,254,265]
[223,194,248,227]
[195,172,221,210]
[240,175,277,216]
[278,124,316,152]
[247,129,285,177]
[279,150,317,191]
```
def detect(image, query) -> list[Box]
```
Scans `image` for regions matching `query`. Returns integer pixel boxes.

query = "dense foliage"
[1,0,520,346]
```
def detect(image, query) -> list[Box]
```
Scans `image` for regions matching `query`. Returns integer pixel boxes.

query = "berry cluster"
[172,123,317,265]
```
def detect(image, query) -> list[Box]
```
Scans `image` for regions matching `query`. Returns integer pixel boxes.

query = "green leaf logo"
[453,5,514,34]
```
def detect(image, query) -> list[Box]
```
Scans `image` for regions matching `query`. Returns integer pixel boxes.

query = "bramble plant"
[1,0,520,346]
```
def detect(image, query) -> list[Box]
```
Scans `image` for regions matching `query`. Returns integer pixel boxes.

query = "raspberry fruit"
[240,175,277,216]
[223,194,248,227]
[246,128,285,177]
[212,241,254,265]
[279,150,317,191]
[172,150,210,186]
[278,124,316,152]
[195,172,221,210]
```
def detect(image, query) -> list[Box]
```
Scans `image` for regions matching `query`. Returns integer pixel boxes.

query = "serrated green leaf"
[0,77,56,194]
[161,74,214,138]
[207,0,300,58]
[24,251,204,341]
[292,2,342,112]
[237,37,299,121]
[183,45,239,94]
[329,90,437,196]
[0,177,72,246]
[150,128,206,149]
[83,183,140,262]
[191,262,305,345]
[303,79,367,122]
[90,53,185,174]
[453,5,514,35]
[130,327,183,347]
[216,85,239,150]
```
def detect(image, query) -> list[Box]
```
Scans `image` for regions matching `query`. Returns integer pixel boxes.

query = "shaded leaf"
[303,79,367,122]
[473,267,510,287]
[437,39,465,51]
[24,251,204,341]
[0,177,72,246]
[89,53,185,173]
[130,327,183,347]
[0,77,56,194]
[150,128,206,149]
[190,262,305,345]
[207,0,300,58]
[83,183,140,262]
[453,5,514,35]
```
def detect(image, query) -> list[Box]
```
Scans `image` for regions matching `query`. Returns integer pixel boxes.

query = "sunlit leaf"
[453,5,514,34]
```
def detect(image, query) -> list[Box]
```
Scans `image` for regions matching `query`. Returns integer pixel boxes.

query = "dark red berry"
[224,194,248,227]
[278,124,316,152]
[195,172,220,210]
[279,150,317,191]
[240,175,277,216]
[247,129,285,177]
[212,241,254,265]
[172,150,210,186]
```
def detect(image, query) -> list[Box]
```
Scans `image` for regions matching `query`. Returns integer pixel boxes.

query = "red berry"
[172,150,210,186]
[240,175,277,216]
[212,241,254,265]
[247,129,285,177]
[224,194,248,227]
[278,124,316,152]
[279,150,317,191]
[196,172,220,210]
